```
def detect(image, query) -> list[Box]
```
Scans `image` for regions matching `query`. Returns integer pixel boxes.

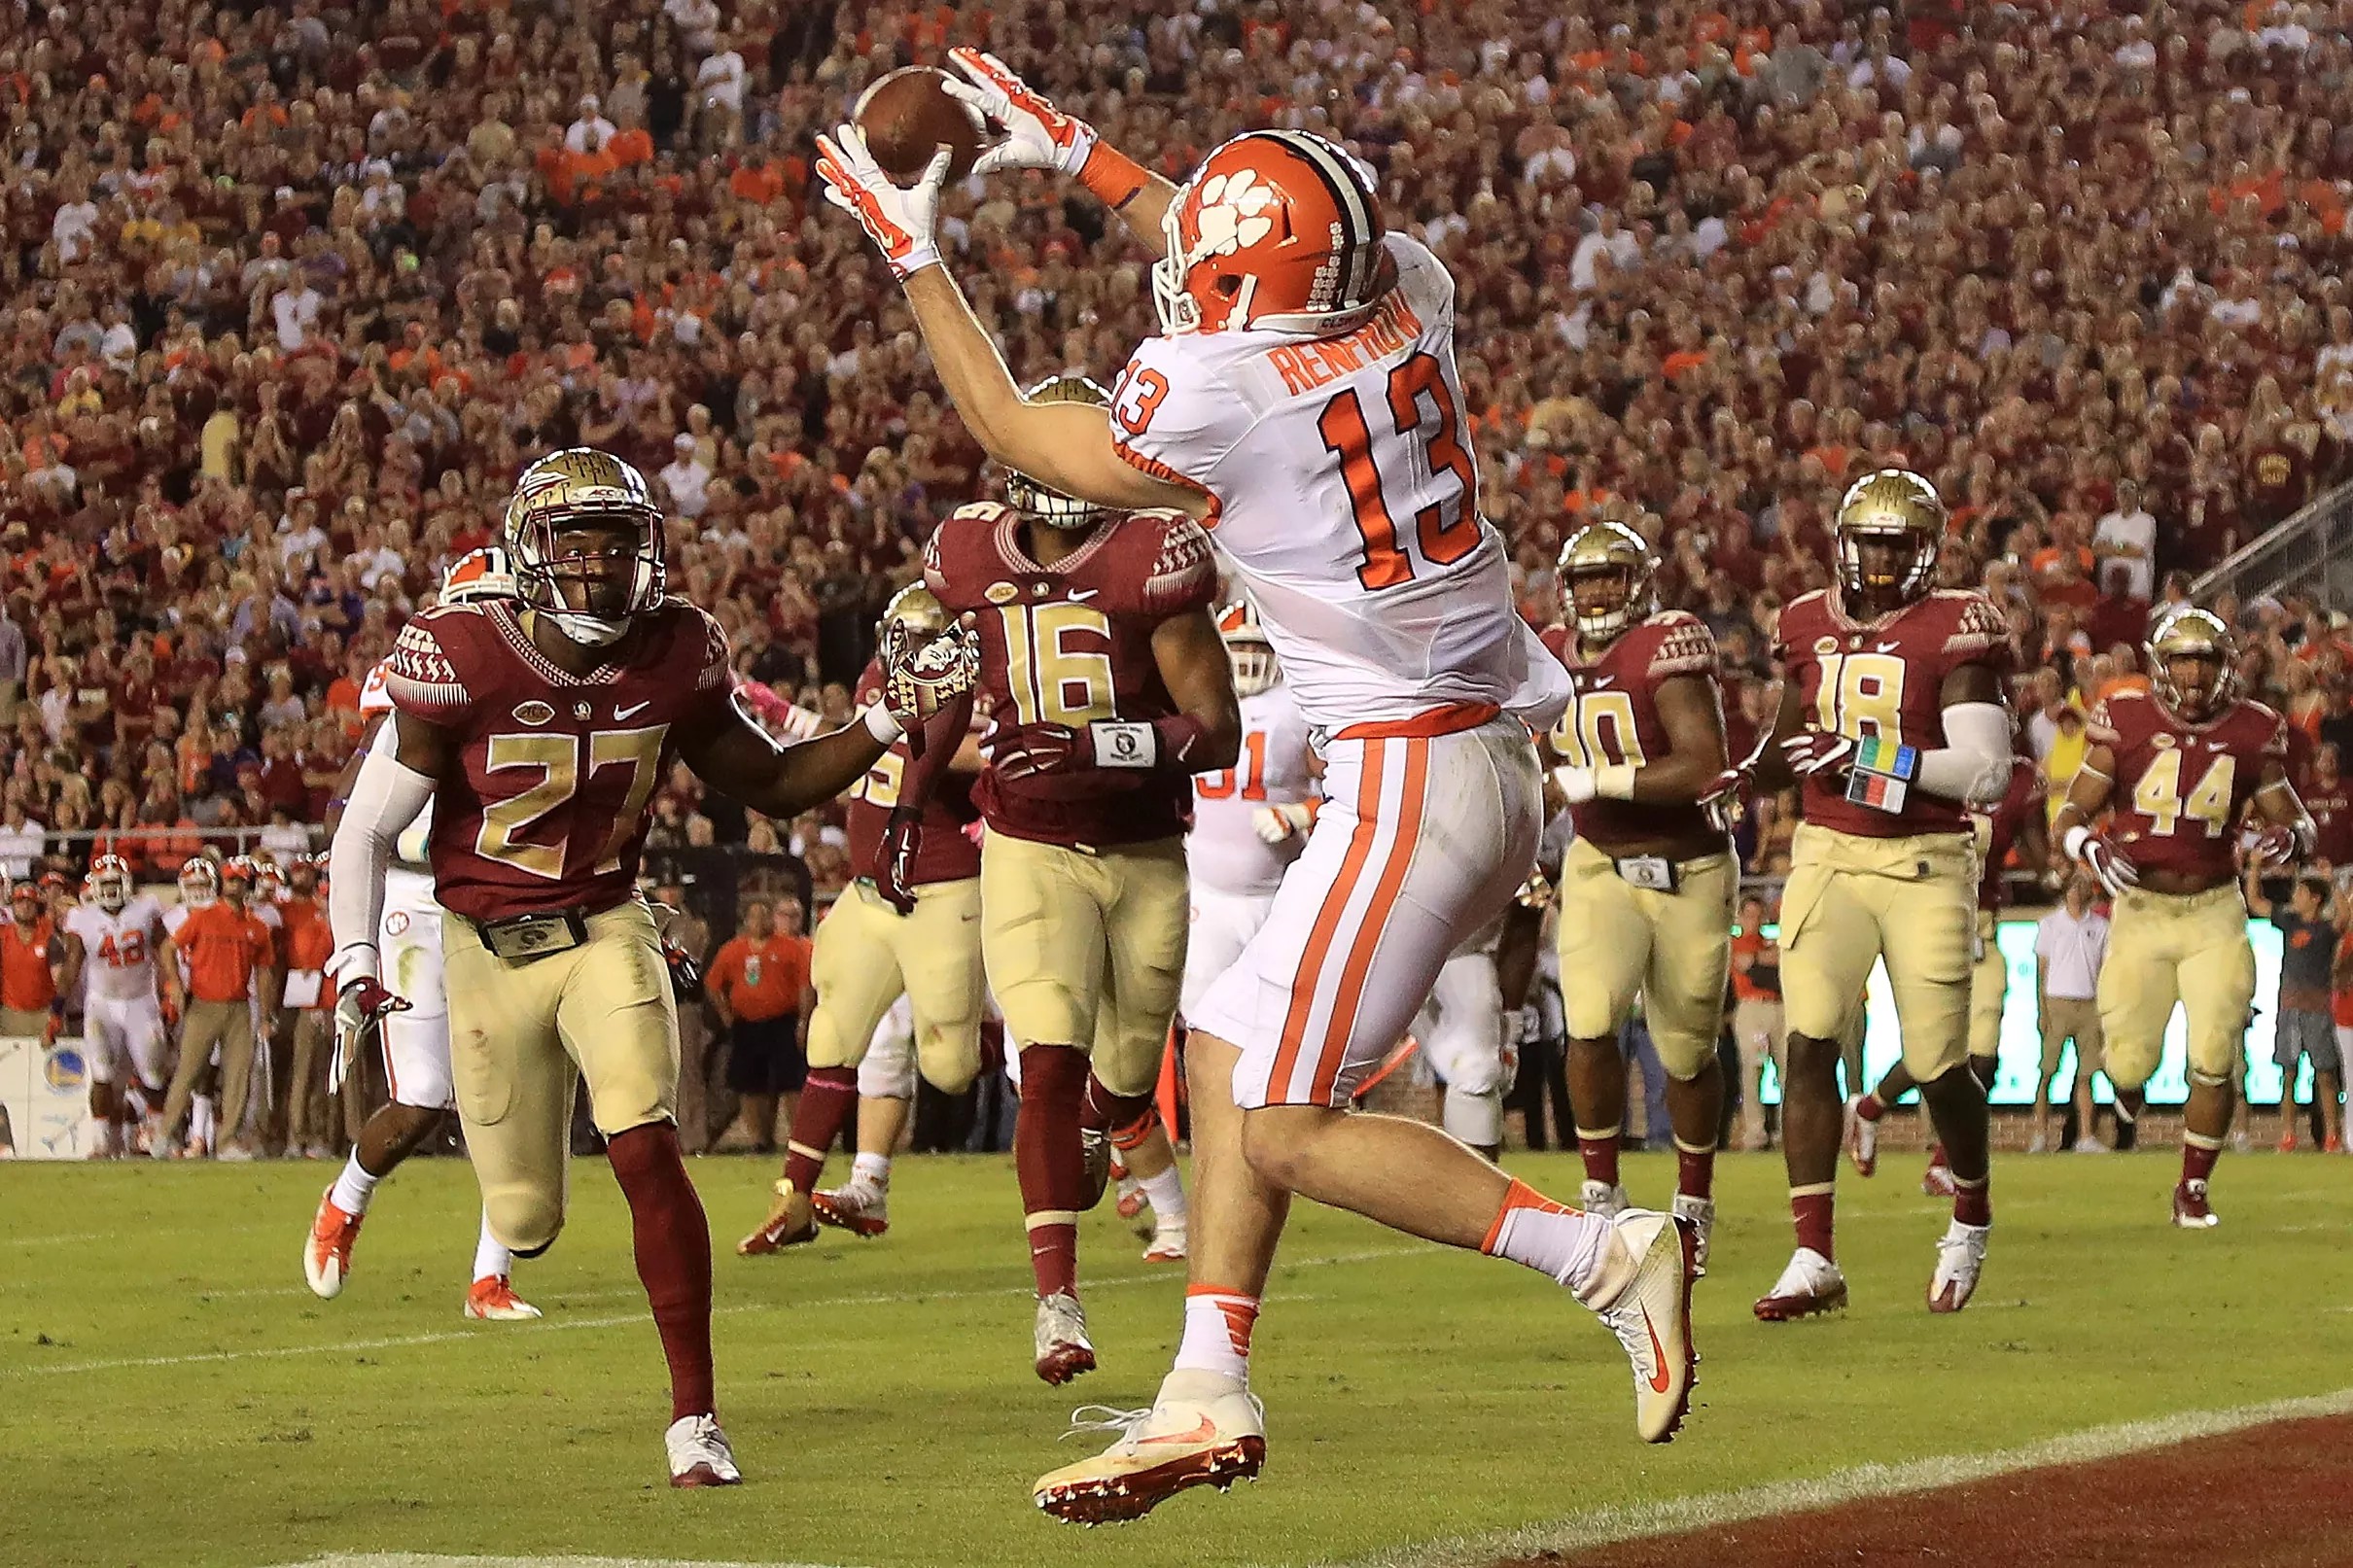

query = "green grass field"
[3,1149,2347,1568]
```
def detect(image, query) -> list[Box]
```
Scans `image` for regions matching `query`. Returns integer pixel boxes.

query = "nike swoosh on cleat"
[1135,1415,1218,1447]
[1642,1310,1672,1393]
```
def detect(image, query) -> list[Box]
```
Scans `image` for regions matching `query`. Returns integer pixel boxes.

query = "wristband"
[863,704,904,744]
[327,941,379,986]
[2061,823,2091,863]
[1595,763,1637,801]
[1077,141,1147,208]
[1090,720,1157,769]
[1552,765,1597,805]
[1851,734,1919,782]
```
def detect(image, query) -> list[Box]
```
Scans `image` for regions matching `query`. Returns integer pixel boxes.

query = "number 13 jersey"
[383,597,735,922]
[1108,232,1568,734]
[1773,587,2011,839]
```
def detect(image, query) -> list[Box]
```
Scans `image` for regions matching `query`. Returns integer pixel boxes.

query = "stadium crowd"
[3,0,2353,930]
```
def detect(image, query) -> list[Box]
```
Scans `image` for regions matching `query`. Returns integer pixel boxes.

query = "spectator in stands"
[2031,873,2111,1154]
[704,895,812,1156]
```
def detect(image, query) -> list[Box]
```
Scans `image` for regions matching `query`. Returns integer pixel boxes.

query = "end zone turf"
[5,1152,2347,1568]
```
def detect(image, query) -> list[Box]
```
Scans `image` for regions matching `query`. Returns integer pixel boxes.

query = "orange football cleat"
[303,1188,364,1300]
[738,1184,818,1255]
[464,1275,543,1321]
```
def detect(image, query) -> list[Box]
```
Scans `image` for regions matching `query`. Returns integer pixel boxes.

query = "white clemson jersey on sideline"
[1109,232,1568,733]
[359,656,439,915]
[64,896,168,999]
[1187,681,1317,899]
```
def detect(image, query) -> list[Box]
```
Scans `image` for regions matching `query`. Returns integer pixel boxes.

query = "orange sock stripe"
[1481,1176,1572,1254]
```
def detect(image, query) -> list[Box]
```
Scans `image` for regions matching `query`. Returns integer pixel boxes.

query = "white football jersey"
[360,655,439,913]
[67,896,168,1001]
[1188,681,1317,897]
[1110,233,1569,732]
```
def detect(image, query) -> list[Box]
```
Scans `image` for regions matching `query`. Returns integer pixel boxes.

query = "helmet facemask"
[1568,562,1645,643]
[1226,636,1279,698]
[1837,526,1937,607]
[506,451,667,646]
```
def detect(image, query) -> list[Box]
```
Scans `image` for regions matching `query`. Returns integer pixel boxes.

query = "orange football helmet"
[1155,130,1389,336]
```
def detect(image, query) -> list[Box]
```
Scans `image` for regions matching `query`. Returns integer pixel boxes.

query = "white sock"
[331,1151,382,1216]
[851,1152,892,1190]
[473,1210,512,1284]
[1172,1287,1256,1383]
[1140,1165,1187,1225]
[1482,1180,1615,1298]
[192,1096,216,1147]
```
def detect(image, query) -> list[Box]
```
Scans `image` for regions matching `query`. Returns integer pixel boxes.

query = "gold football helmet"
[1215,599,1279,698]
[880,581,948,643]
[1558,520,1656,643]
[505,448,667,645]
[1005,376,1115,530]
[2146,606,2238,720]
[1834,468,1944,606]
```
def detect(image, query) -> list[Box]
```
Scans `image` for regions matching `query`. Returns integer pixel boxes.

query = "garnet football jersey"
[844,657,982,887]
[1539,610,1725,851]
[64,896,167,1001]
[1187,679,1317,897]
[1774,588,2011,839]
[2304,779,2353,865]
[1972,754,2042,913]
[2088,688,2290,881]
[925,502,1217,851]
[383,597,734,922]
[1106,232,1569,734]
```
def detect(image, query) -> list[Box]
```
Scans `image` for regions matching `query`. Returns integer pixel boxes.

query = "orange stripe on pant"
[1266,737,1387,1099]
[1311,736,1429,1103]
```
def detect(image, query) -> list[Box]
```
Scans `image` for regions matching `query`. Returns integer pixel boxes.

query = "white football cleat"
[665,1413,742,1487]
[303,1188,364,1301]
[1033,1370,1266,1525]
[2171,1179,2220,1229]
[1753,1246,1848,1321]
[811,1180,890,1237]
[1669,1193,1716,1275]
[2072,1136,2108,1154]
[1587,1209,1699,1444]
[464,1275,543,1321]
[1142,1218,1187,1264]
[1579,1179,1629,1221]
[1035,1290,1097,1385]
[1928,1219,1990,1313]
[1844,1097,1878,1176]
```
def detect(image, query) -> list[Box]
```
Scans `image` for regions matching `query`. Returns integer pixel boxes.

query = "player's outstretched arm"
[1750,679,1804,791]
[944,47,1176,255]
[988,608,1240,782]
[682,699,890,819]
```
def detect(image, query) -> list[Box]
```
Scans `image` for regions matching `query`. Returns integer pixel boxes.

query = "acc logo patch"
[512,700,555,726]
[43,1046,86,1091]
[385,911,411,936]
[2151,733,2177,749]
[985,581,1020,605]
[1813,635,1840,656]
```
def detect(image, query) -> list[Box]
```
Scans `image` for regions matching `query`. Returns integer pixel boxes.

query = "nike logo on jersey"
[1875,641,1901,653]
[615,701,652,721]
[1591,676,1616,688]
[1067,588,1100,603]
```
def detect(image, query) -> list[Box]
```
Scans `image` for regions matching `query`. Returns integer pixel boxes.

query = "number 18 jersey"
[1109,233,1568,734]
[1773,587,2010,839]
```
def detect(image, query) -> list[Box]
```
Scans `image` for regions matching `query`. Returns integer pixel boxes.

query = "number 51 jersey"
[1107,231,1568,734]
[1773,587,2011,839]
[384,597,736,922]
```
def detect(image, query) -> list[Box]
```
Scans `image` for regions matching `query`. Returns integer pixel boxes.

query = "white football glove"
[944,47,1099,177]
[812,125,948,282]
[1252,802,1315,844]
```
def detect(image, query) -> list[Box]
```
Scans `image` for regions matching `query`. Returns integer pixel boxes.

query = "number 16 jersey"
[1773,587,2011,839]
[1108,232,1568,734]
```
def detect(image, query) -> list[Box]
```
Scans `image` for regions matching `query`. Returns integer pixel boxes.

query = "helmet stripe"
[1256,131,1380,306]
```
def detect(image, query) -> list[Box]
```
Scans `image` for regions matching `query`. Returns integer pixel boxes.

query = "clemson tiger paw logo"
[1193,170,1278,256]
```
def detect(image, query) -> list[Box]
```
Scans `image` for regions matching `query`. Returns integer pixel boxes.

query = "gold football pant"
[443,900,679,1254]
[1969,909,2008,1063]
[2096,884,2254,1089]
[981,831,1187,1097]
[1778,823,1977,1082]
[803,878,984,1094]
[1555,837,1735,1079]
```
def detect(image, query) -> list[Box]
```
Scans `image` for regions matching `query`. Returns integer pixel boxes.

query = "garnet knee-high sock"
[782,1065,859,1195]
[1017,1045,1090,1299]
[607,1123,716,1422]
[1083,1069,1156,1139]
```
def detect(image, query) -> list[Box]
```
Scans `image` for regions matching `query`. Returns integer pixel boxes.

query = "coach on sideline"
[2031,873,2109,1153]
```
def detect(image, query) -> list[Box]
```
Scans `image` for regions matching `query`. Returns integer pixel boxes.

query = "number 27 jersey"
[1108,232,1568,734]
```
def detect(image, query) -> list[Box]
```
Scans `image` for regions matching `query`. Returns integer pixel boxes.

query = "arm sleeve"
[326,721,438,987]
[1914,700,2015,803]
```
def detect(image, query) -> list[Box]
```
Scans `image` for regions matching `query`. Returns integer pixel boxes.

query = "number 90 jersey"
[2089,689,2290,880]
[1106,232,1568,735]
[1773,588,2011,839]
[925,502,1217,851]
[383,597,735,922]
[1538,611,1721,850]
[844,656,982,887]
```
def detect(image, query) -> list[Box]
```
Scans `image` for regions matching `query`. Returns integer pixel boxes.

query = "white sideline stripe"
[1339,1385,2353,1568]
[7,1245,1423,1378]
[270,1557,856,1568]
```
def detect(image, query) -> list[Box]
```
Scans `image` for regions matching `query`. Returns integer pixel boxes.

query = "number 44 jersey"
[2089,688,2290,879]
[383,597,736,922]
[924,501,1217,851]
[1773,587,2011,839]
[1106,232,1567,734]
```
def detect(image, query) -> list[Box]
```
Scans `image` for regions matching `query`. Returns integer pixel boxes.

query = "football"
[853,64,986,184]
